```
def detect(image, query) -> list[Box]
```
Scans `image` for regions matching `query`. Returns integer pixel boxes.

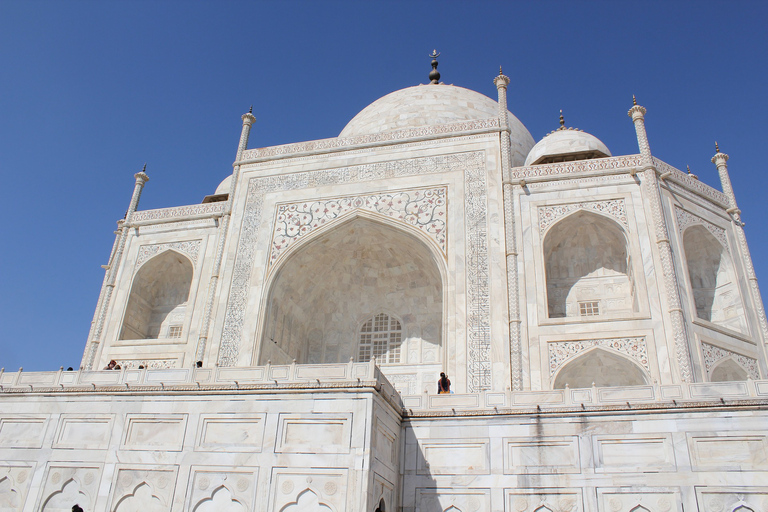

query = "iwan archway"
[257,213,445,370]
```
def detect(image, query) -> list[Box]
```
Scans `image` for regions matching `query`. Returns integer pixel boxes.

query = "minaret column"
[712,147,768,354]
[629,100,694,383]
[495,69,523,391]
[82,168,149,369]
[197,108,256,365]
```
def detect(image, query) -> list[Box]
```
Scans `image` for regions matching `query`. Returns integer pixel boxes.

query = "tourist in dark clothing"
[438,372,451,394]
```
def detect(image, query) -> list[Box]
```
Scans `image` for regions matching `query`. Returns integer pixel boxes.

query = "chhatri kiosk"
[1,57,767,512]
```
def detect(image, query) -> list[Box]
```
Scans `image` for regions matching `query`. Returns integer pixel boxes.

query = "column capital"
[134,171,149,184]
[242,112,256,126]
[712,152,729,165]
[628,104,646,121]
[494,68,510,89]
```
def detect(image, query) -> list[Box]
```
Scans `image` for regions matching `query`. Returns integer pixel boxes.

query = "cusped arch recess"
[255,210,445,366]
[709,357,750,382]
[119,249,194,341]
[552,345,649,389]
[542,208,637,319]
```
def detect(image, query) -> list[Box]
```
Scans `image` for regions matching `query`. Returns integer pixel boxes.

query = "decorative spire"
[633,95,637,106]
[429,50,441,84]
[559,110,565,129]
[687,165,698,180]
[715,141,720,153]
[249,105,253,114]
[499,66,503,76]
[142,163,147,173]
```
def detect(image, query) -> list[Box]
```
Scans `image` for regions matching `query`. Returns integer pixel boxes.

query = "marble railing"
[0,360,399,406]
[129,201,225,225]
[2,364,766,414]
[401,379,768,414]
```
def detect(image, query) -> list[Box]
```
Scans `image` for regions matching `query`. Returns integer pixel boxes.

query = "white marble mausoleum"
[2,60,768,512]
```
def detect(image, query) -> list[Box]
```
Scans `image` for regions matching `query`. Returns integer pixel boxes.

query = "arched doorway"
[259,216,443,366]
[543,211,637,319]
[119,250,193,340]
[683,225,747,333]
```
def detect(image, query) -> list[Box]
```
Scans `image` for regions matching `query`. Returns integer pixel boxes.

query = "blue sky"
[1,1,767,371]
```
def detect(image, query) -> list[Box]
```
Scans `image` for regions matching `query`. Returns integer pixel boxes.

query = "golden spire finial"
[633,95,637,106]
[559,109,565,128]
[499,66,503,76]
[715,141,720,153]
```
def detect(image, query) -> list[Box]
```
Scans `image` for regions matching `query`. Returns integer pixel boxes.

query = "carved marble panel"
[110,467,178,512]
[688,433,768,471]
[695,487,768,512]
[539,199,628,235]
[0,464,34,512]
[675,207,728,250]
[275,413,352,454]
[186,467,257,512]
[132,202,224,223]
[136,240,202,267]
[38,464,101,512]
[269,186,447,267]
[701,342,759,380]
[548,337,649,376]
[596,487,681,512]
[416,488,490,512]
[418,439,490,475]
[503,436,580,474]
[505,488,583,512]
[270,467,347,512]
[593,434,677,472]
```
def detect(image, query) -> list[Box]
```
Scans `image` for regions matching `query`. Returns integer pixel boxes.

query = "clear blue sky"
[2,1,767,371]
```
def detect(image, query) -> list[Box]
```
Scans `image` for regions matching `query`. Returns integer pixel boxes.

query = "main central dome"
[339,84,535,166]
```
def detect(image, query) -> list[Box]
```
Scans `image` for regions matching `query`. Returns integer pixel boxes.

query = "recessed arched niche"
[119,250,193,340]
[710,358,749,382]
[259,215,443,366]
[543,210,637,319]
[553,347,648,389]
[683,225,747,333]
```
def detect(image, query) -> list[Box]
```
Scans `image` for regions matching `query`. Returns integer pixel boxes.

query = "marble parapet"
[3,364,767,415]
[128,202,225,226]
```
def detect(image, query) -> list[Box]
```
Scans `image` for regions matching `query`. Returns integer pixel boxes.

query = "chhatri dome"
[524,110,611,166]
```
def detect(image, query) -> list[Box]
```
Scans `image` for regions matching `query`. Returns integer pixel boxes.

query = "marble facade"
[2,69,767,510]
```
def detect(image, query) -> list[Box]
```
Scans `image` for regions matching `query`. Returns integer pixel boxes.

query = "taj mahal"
[1,56,767,511]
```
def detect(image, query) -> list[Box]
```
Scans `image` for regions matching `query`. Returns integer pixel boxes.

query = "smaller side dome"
[524,126,611,166]
[202,175,231,204]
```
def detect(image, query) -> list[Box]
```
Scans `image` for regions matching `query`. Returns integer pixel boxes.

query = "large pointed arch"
[257,211,445,366]
[543,210,637,319]
[553,346,649,389]
[683,225,747,333]
[710,357,750,382]
[119,250,193,340]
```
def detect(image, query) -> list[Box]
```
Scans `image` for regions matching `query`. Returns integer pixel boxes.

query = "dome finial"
[142,163,147,173]
[429,49,441,84]
[687,165,699,180]
[559,110,565,129]
[633,95,637,106]
[715,141,720,153]
[499,66,503,76]
[249,105,253,114]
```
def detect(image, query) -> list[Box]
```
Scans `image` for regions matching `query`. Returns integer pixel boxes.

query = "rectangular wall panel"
[121,414,187,451]
[275,413,352,454]
[593,434,676,472]
[0,417,48,448]
[418,439,490,475]
[688,433,768,471]
[53,415,113,449]
[503,436,581,474]
[195,414,266,452]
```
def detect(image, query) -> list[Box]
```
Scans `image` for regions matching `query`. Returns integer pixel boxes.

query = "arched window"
[553,347,648,389]
[119,251,193,340]
[543,211,636,319]
[683,225,747,333]
[358,313,402,363]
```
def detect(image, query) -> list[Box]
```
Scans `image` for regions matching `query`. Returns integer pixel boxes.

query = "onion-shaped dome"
[340,84,535,167]
[524,120,611,166]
